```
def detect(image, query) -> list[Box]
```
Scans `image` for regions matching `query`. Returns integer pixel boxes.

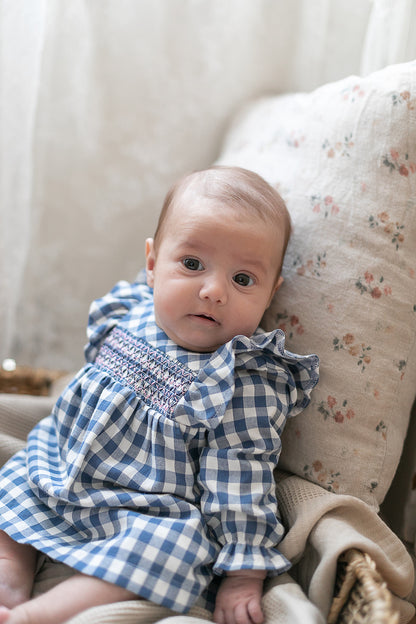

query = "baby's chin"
[176,339,222,353]
[166,331,226,353]
[175,331,255,353]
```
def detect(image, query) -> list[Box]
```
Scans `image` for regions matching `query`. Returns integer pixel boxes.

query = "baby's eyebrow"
[174,239,215,258]
[237,256,268,271]
[242,262,269,278]
[178,240,201,252]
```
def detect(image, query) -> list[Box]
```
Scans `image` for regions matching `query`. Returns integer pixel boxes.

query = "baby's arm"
[198,370,294,623]
[213,570,266,624]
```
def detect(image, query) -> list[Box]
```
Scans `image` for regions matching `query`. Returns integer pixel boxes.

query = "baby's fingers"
[213,607,226,624]
[247,597,264,624]
[234,602,255,624]
[218,602,263,624]
[213,603,251,624]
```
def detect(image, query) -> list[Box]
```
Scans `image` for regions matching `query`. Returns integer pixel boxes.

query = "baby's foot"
[0,607,11,623]
[0,606,31,624]
[0,533,37,610]
[0,559,33,609]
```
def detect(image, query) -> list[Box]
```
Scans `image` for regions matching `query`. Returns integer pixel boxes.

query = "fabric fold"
[275,472,415,620]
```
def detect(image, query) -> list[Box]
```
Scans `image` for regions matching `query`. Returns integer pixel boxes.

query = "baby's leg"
[0,531,37,608]
[0,571,138,624]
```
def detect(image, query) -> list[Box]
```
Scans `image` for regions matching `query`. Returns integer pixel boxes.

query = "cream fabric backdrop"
[1,0,416,370]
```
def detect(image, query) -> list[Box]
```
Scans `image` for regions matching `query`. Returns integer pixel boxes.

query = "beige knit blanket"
[0,393,414,624]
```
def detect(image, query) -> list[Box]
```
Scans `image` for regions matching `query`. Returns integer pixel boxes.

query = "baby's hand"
[213,570,266,624]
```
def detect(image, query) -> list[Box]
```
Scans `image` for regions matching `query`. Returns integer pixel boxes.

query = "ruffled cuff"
[212,542,291,578]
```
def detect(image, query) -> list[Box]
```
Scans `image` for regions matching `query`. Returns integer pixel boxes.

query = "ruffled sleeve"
[84,275,152,363]
[195,329,319,576]
[173,328,318,428]
[232,329,319,418]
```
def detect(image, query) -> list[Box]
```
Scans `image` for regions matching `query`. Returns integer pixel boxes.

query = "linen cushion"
[216,60,416,507]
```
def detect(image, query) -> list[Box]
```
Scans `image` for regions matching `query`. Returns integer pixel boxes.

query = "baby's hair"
[153,165,292,276]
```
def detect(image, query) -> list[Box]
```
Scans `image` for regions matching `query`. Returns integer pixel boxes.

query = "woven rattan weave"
[327,549,399,624]
[0,366,64,396]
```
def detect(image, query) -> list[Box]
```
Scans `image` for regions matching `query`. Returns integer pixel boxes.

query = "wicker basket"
[327,549,399,624]
[0,366,65,396]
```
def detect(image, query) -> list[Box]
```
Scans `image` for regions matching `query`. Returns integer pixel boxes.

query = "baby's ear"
[145,238,156,288]
[275,275,284,292]
[267,275,284,307]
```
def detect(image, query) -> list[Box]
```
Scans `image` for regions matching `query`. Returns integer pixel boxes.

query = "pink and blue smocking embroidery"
[95,326,196,417]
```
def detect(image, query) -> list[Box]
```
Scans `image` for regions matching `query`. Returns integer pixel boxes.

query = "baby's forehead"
[172,180,276,222]
[169,196,285,252]
[169,191,260,227]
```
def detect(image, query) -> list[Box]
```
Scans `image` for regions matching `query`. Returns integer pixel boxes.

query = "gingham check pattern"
[0,280,318,613]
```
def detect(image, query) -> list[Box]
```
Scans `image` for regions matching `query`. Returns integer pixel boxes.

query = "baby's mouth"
[191,313,219,325]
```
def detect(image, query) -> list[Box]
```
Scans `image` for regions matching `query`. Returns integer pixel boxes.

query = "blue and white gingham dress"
[0,280,319,613]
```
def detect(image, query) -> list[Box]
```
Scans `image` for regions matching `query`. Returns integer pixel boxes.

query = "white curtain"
[1,0,416,370]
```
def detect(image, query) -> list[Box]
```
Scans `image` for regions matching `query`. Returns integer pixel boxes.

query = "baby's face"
[146,196,284,352]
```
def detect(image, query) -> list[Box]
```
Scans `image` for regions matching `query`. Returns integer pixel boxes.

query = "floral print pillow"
[217,60,416,509]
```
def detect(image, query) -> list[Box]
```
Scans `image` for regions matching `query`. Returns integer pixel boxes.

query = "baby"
[0,166,318,624]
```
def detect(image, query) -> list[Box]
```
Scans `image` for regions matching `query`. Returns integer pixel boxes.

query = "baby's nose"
[199,274,228,304]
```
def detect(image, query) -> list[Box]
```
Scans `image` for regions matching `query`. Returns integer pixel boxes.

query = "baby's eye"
[183,258,204,271]
[233,273,254,287]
